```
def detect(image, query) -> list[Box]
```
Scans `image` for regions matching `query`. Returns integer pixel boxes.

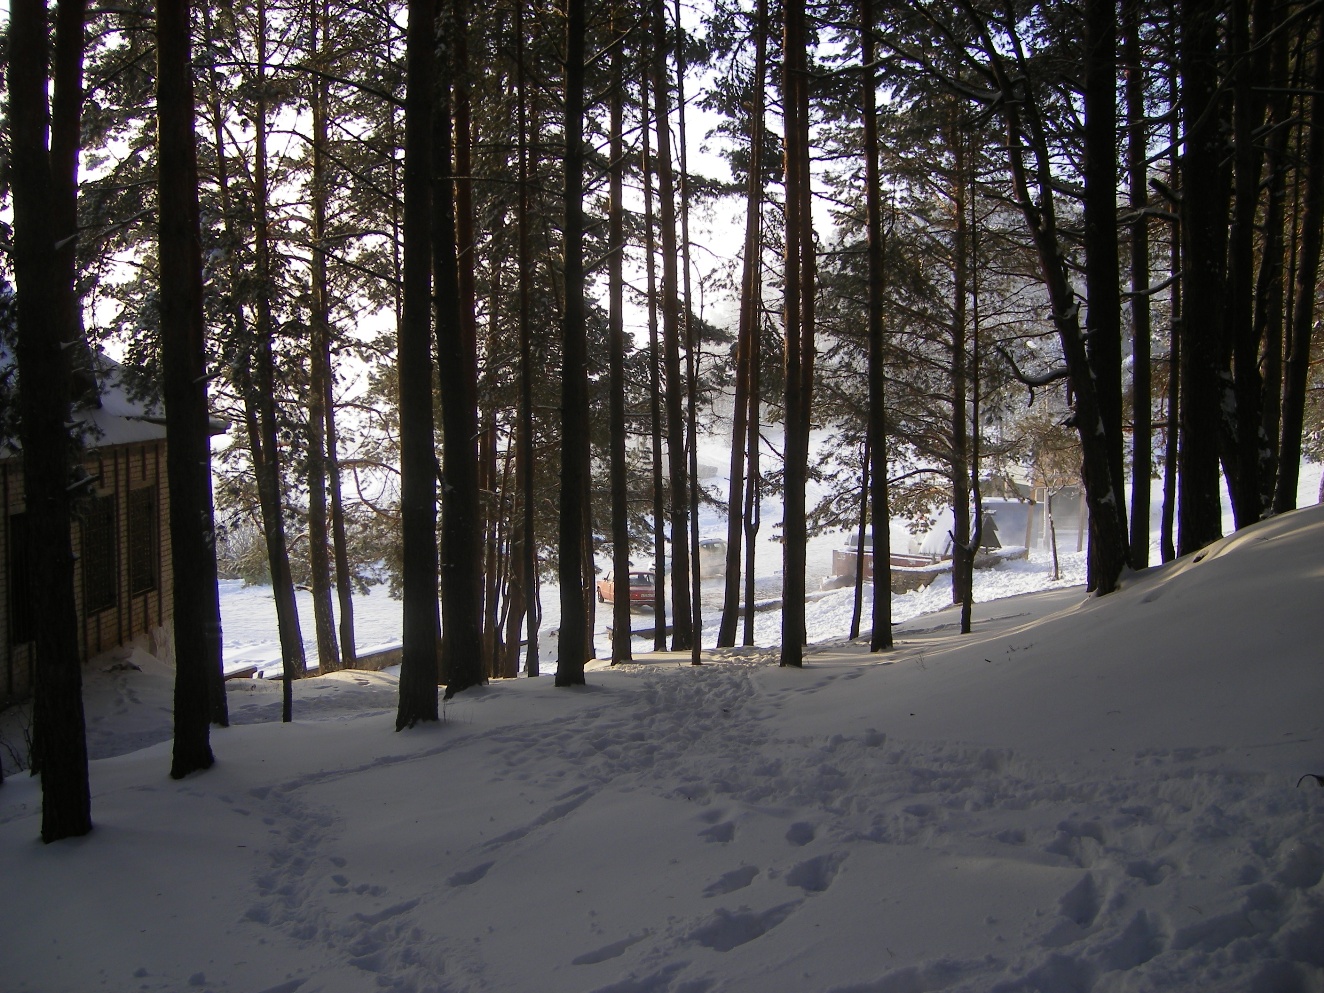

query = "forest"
[2,0,1323,842]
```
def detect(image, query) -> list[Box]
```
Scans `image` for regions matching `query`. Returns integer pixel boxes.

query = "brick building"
[1,355,172,706]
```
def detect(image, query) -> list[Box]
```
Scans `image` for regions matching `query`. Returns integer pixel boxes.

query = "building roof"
[0,346,168,460]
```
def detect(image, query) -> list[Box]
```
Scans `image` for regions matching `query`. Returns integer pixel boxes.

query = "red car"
[595,570,657,608]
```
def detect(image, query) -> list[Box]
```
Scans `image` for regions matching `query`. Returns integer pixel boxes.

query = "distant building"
[1,353,174,706]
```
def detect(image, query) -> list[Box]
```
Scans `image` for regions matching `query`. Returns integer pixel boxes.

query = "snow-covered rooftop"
[0,347,166,457]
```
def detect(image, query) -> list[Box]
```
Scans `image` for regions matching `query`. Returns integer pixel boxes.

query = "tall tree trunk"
[961,197,984,635]
[451,0,493,677]
[1084,0,1126,583]
[480,406,502,676]
[861,0,892,650]
[1178,0,1227,554]
[650,0,695,651]
[252,0,306,717]
[1123,0,1152,568]
[434,0,486,698]
[780,0,815,666]
[674,0,704,665]
[967,4,1131,592]
[396,0,441,729]
[514,1,541,677]
[718,0,767,649]
[9,0,93,840]
[1161,46,1181,564]
[200,4,292,704]
[1225,0,1268,527]
[557,0,591,686]
[326,367,356,669]
[307,0,341,675]
[607,5,633,665]
[949,111,972,608]
[849,438,869,641]
[1253,9,1295,509]
[742,300,762,648]
[160,0,226,782]
[1273,4,1324,513]
[641,68,670,650]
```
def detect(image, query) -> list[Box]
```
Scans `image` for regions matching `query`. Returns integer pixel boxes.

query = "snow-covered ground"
[2,478,1322,991]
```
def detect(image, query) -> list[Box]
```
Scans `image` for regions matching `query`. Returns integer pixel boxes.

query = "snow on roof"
[75,352,169,448]
[0,347,167,458]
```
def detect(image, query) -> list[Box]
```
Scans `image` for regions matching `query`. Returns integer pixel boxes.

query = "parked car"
[697,538,728,578]
[595,570,657,608]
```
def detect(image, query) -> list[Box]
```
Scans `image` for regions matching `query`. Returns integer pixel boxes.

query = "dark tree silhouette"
[160,0,228,779]
[8,0,93,840]
[396,0,441,729]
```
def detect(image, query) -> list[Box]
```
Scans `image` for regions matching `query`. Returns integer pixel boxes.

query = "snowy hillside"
[1,504,1321,992]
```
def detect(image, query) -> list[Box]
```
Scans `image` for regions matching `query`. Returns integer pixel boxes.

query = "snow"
[3,482,1323,991]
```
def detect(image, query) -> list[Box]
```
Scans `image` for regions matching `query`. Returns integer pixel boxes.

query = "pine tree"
[396,0,441,730]
[8,0,93,841]
[160,0,227,778]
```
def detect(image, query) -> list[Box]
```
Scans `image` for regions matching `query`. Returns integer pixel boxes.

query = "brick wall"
[1,440,173,707]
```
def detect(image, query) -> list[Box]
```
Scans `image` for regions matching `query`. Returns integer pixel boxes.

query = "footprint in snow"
[447,861,495,887]
[1097,910,1166,971]
[571,931,649,965]
[690,901,802,952]
[785,821,816,847]
[1039,872,1109,950]
[704,866,759,897]
[700,821,736,843]
[1058,872,1104,928]
[785,852,845,893]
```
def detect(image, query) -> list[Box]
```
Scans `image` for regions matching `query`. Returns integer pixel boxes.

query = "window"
[81,494,118,615]
[9,513,33,645]
[127,487,158,595]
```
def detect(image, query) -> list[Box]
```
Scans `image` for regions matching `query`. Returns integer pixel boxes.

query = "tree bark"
[1084,0,1126,581]
[780,0,815,665]
[1253,6,1294,509]
[307,0,342,675]
[252,0,306,717]
[961,198,984,635]
[718,0,767,649]
[326,361,357,670]
[556,0,591,686]
[650,0,695,652]
[1224,0,1268,527]
[862,0,893,650]
[674,0,704,665]
[1161,46,1181,564]
[1123,0,1152,568]
[9,0,93,840]
[965,4,1131,592]
[950,112,972,609]
[1273,4,1324,513]
[849,438,869,641]
[159,0,227,781]
[607,4,633,666]
[434,0,486,698]
[514,1,541,677]
[640,68,670,651]
[1177,0,1227,554]
[396,0,441,729]
[742,268,763,647]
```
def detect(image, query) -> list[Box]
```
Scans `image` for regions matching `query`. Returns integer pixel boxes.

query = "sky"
[2,462,1322,992]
